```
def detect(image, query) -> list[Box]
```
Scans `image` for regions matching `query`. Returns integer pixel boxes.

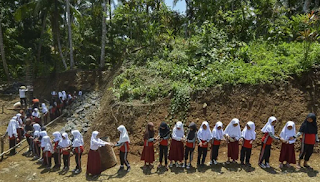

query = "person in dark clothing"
[295,113,319,169]
[157,122,171,170]
[184,122,197,169]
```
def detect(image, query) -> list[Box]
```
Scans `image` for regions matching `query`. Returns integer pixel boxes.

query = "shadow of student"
[299,167,319,177]
[40,168,51,174]
[58,169,69,175]
[223,163,241,172]
[186,166,197,174]
[170,166,185,174]
[140,166,153,175]
[85,174,101,181]
[197,164,211,173]
[105,170,128,180]
[240,165,255,173]
[211,163,223,174]
[156,166,169,175]
[260,166,278,174]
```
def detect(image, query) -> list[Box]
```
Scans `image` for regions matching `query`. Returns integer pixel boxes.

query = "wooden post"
[1,105,4,114]
[1,137,4,161]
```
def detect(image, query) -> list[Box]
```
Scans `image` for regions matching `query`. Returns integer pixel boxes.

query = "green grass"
[114,40,320,102]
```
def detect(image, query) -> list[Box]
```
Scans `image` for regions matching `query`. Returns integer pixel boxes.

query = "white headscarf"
[280,121,296,144]
[41,103,48,114]
[6,119,18,138]
[197,121,212,141]
[224,118,241,139]
[62,91,67,100]
[90,131,107,150]
[242,121,256,140]
[117,125,130,143]
[32,108,40,118]
[211,121,224,140]
[172,121,184,140]
[53,131,62,142]
[33,123,41,132]
[34,131,40,137]
[72,130,84,147]
[58,92,63,99]
[59,133,71,148]
[261,116,277,134]
[42,136,54,153]
[40,131,48,147]
[16,113,23,126]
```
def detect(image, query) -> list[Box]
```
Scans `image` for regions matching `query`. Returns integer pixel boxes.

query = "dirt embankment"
[89,68,320,156]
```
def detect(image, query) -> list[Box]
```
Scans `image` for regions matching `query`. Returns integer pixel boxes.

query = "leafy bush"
[113,21,320,116]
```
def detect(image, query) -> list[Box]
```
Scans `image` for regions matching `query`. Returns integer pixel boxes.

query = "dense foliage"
[1,0,320,119]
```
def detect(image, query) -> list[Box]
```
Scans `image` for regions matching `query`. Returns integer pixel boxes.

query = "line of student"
[5,112,318,177]
[26,127,84,174]
[139,113,318,170]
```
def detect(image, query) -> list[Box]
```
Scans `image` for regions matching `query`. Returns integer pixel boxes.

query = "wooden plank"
[1,137,4,160]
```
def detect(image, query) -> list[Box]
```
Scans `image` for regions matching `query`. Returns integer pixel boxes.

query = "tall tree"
[100,0,107,69]
[66,0,74,69]
[0,17,10,81]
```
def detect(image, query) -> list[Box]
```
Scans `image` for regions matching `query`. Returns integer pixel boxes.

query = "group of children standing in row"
[6,112,318,177]
[138,113,318,170]
[6,112,85,174]
[49,90,81,120]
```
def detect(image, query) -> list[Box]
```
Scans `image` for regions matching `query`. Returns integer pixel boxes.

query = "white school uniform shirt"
[211,121,224,140]
[172,121,184,141]
[280,121,296,144]
[32,109,40,118]
[90,131,107,150]
[241,121,256,140]
[59,133,71,148]
[72,130,84,147]
[41,103,48,114]
[19,89,26,98]
[117,125,130,143]
[261,116,277,134]
[43,136,54,153]
[7,119,18,138]
[78,91,82,96]
[40,131,48,148]
[197,121,212,141]
[224,118,241,140]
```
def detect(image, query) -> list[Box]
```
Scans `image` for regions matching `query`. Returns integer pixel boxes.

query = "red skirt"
[87,150,102,175]
[168,139,184,162]
[141,145,155,163]
[228,141,239,160]
[279,143,296,164]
